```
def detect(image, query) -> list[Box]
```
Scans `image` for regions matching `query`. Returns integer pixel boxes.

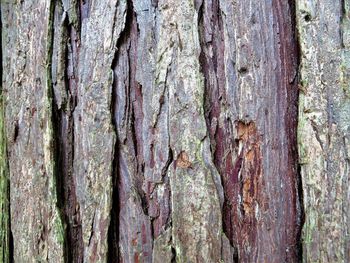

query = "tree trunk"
[0,0,348,262]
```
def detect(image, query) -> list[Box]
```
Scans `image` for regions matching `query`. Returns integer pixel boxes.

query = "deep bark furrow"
[51,1,84,261]
[64,24,84,263]
[111,2,155,261]
[3,0,350,262]
[107,139,119,263]
[50,2,69,262]
[46,0,68,262]
[0,2,11,262]
[107,2,134,262]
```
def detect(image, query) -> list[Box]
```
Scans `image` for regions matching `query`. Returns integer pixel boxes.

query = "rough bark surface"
[2,0,65,262]
[200,0,302,261]
[4,0,349,262]
[297,0,350,262]
[0,2,10,261]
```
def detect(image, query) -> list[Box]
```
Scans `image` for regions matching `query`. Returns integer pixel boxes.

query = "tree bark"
[297,0,350,262]
[0,6,10,260]
[0,0,348,263]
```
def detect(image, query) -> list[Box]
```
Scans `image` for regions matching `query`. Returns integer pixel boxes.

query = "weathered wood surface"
[1,0,349,262]
[297,0,350,262]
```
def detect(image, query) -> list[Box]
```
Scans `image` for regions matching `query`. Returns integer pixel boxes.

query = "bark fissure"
[53,2,84,261]
[48,2,70,262]
[108,1,134,261]
[0,2,11,261]
[198,0,233,246]
[64,22,83,263]
[50,1,85,261]
[291,2,305,261]
[47,0,67,261]
[289,1,305,261]
[340,0,346,48]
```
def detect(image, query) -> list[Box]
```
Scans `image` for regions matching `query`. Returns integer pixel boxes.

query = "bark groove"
[51,1,84,262]
[297,0,350,261]
[199,0,302,261]
[0,2,11,261]
[3,0,349,262]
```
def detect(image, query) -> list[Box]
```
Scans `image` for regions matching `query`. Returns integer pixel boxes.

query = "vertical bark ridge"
[2,0,66,260]
[199,0,302,261]
[72,0,127,260]
[198,0,238,260]
[198,0,233,243]
[163,0,224,261]
[297,0,350,261]
[108,1,135,261]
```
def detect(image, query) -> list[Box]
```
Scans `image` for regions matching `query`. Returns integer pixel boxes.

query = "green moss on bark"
[0,95,10,263]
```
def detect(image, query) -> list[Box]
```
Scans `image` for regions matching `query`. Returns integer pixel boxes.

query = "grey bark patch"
[297,0,350,261]
[2,1,65,261]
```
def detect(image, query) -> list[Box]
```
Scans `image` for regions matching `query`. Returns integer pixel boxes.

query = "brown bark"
[200,0,301,261]
[1,0,349,262]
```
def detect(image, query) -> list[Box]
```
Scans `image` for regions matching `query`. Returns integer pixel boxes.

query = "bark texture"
[200,0,301,261]
[0,3,10,259]
[2,1,65,261]
[0,0,348,262]
[297,0,350,262]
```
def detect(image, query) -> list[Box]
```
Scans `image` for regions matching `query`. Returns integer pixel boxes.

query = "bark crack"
[288,0,305,261]
[48,1,70,262]
[51,1,84,261]
[108,1,134,261]
[340,0,346,48]
[153,66,170,129]
[0,2,12,261]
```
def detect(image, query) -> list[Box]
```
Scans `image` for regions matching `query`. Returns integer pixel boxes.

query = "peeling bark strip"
[297,0,350,262]
[200,0,301,261]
